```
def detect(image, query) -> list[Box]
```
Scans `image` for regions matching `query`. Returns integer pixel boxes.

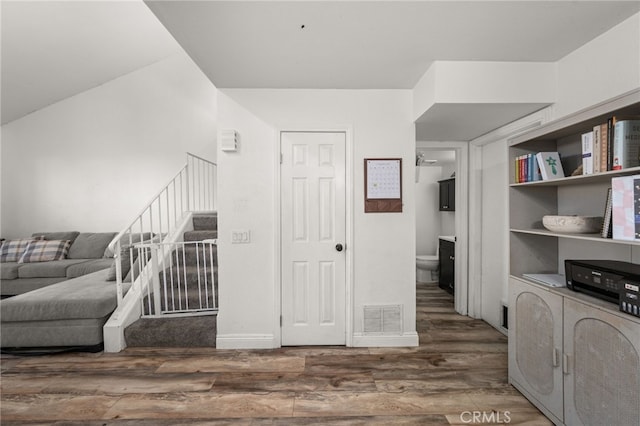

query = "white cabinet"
[509,277,564,424]
[563,297,640,426]
[510,277,640,426]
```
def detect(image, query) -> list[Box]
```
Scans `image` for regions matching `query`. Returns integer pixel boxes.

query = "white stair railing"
[107,153,216,306]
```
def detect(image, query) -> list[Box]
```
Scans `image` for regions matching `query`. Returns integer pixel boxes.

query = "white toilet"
[416,253,439,282]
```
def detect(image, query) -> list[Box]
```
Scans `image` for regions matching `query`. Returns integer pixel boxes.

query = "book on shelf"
[592,125,601,173]
[612,119,640,170]
[601,187,613,238]
[611,175,640,240]
[608,117,615,170]
[581,131,594,175]
[599,122,609,172]
[536,152,565,180]
[514,153,541,183]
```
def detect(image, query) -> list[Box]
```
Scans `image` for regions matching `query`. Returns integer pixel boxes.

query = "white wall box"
[508,89,640,425]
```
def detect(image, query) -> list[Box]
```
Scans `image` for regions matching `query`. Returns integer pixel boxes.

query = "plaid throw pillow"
[18,240,72,263]
[0,238,41,262]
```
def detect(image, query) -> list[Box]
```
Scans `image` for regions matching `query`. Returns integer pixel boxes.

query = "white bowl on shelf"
[542,215,603,233]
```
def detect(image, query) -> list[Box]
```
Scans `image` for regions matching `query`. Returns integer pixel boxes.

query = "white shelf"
[510,166,640,187]
[510,228,640,245]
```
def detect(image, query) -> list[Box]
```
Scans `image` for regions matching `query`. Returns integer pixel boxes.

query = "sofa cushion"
[1,277,67,296]
[0,238,40,262]
[1,317,108,348]
[1,262,19,280]
[68,232,117,259]
[17,259,90,278]
[66,258,113,279]
[1,269,128,321]
[18,240,72,263]
[105,245,140,281]
[103,232,154,258]
[32,231,80,243]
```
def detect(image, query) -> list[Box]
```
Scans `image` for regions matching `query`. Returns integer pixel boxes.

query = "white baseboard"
[352,332,419,347]
[216,334,277,349]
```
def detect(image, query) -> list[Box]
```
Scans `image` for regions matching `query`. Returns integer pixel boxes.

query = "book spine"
[608,117,616,170]
[592,125,601,173]
[601,187,613,238]
[600,123,609,172]
[582,131,593,174]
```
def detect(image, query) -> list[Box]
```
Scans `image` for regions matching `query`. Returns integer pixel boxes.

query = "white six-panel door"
[281,132,346,346]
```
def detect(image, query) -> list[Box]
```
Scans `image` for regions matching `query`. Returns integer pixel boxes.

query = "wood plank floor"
[0,282,551,425]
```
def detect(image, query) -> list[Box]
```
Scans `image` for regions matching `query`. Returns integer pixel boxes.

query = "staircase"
[124,213,218,348]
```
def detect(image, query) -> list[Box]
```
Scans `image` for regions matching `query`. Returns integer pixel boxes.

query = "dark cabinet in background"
[439,238,455,295]
[439,178,455,211]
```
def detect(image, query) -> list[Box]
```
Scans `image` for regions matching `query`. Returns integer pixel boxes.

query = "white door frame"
[416,141,473,317]
[274,128,354,347]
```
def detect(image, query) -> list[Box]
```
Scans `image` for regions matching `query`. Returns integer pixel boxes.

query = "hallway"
[0,282,549,424]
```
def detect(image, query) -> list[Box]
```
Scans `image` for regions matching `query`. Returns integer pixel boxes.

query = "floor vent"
[363,305,402,334]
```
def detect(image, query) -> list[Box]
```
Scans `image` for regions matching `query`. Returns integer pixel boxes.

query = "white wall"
[477,12,640,331]
[1,52,217,238]
[554,13,640,118]
[413,61,556,121]
[217,89,417,348]
[415,166,441,256]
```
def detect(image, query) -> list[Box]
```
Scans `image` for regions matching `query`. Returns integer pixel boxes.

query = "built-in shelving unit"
[509,90,640,278]
[508,89,640,425]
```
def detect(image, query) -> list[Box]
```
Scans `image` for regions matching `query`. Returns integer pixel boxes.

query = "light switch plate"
[231,229,251,244]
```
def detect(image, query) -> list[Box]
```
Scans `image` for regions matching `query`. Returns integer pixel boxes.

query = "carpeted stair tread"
[124,316,216,347]
[171,245,217,267]
[141,291,216,315]
[160,265,218,283]
[183,230,218,241]
[192,214,217,231]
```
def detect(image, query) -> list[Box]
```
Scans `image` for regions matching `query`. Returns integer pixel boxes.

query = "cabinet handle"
[449,256,454,261]
[562,353,570,375]
[553,348,560,367]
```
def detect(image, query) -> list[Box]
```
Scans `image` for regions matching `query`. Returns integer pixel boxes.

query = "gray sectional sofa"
[0,231,130,350]
[1,268,130,349]
[1,231,116,297]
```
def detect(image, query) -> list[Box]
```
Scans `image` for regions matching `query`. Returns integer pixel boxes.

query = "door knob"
[335,243,344,252]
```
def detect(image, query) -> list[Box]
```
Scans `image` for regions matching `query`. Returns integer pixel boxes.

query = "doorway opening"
[415,142,470,316]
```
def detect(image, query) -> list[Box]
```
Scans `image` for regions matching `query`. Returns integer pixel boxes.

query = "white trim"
[276,128,354,347]
[352,332,419,347]
[467,143,483,319]
[216,334,277,349]
[467,107,556,329]
[416,141,469,316]
[472,107,551,147]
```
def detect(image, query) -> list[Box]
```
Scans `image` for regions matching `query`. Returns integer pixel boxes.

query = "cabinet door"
[447,180,455,211]
[439,179,455,211]
[563,298,640,426]
[438,240,454,294]
[508,278,564,423]
[439,180,449,211]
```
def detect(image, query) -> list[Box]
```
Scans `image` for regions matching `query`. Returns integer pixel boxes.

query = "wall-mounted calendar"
[364,158,403,213]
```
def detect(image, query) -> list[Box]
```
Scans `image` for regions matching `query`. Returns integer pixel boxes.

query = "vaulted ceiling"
[3,1,640,139]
